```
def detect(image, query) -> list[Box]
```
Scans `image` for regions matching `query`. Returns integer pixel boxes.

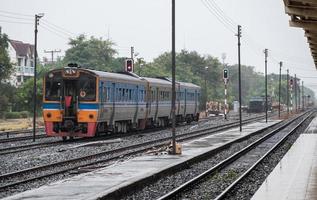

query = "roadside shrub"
[3,111,30,119]
[4,112,21,119]
[20,111,29,118]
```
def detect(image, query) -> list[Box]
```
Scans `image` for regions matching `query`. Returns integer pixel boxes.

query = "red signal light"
[125,59,134,72]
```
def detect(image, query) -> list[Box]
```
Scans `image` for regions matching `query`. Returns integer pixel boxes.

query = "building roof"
[283,0,317,68]
[9,40,34,57]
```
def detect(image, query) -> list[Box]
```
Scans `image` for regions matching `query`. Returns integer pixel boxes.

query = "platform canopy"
[283,0,317,68]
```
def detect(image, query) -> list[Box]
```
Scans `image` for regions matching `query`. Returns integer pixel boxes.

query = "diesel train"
[43,66,201,140]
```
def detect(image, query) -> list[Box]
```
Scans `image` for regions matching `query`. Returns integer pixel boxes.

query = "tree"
[0,32,13,82]
[63,35,118,71]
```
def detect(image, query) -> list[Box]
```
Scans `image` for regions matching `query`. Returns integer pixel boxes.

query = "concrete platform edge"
[92,120,282,200]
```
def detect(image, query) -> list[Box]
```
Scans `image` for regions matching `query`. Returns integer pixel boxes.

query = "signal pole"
[294,74,297,112]
[222,53,227,120]
[171,0,176,154]
[298,78,301,110]
[287,69,289,116]
[33,13,44,142]
[236,25,242,132]
[302,81,304,110]
[290,77,293,113]
[278,62,282,118]
[44,49,61,63]
[264,49,268,123]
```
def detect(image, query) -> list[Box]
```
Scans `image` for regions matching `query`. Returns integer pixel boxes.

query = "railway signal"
[289,78,293,87]
[223,69,229,80]
[125,58,134,72]
[223,68,229,120]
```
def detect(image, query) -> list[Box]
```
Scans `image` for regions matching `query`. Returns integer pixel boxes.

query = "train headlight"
[47,112,52,118]
[89,114,94,119]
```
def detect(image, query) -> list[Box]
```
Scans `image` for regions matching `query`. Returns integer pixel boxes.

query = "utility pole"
[131,46,134,69]
[264,49,268,123]
[278,62,282,118]
[44,49,61,63]
[294,74,297,112]
[33,13,44,142]
[290,76,293,113]
[222,53,228,120]
[302,81,304,110]
[171,0,176,154]
[287,69,289,116]
[205,66,208,115]
[298,78,301,110]
[236,25,242,132]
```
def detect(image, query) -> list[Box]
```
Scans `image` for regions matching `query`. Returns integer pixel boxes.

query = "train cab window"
[78,73,96,101]
[45,72,62,101]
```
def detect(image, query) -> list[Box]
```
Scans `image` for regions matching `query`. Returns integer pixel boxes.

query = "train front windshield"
[45,71,96,102]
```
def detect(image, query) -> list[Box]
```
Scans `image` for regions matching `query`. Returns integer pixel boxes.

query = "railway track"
[0,114,268,194]
[0,113,259,156]
[155,111,313,200]
[0,129,46,144]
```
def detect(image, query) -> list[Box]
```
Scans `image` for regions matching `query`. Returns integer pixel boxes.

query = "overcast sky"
[1,0,317,94]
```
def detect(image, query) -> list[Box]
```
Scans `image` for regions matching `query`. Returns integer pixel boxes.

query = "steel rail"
[214,111,314,200]
[0,114,268,191]
[157,111,312,200]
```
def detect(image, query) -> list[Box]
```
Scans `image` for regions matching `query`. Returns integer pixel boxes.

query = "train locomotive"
[43,66,201,140]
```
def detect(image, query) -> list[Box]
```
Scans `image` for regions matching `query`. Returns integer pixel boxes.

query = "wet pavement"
[3,120,280,200]
[252,117,317,200]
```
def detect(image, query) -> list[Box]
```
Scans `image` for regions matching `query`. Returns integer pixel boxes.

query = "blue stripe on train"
[43,103,99,110]
[43,103,59,109]
[79,104,99,109]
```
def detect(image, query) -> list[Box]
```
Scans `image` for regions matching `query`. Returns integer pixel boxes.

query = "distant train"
[248,96,272,113]
[43,66,201,140]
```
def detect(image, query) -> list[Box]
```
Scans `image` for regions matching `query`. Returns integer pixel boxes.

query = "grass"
[0,117,44,132]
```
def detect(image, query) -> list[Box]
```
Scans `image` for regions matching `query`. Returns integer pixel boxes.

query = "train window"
[129,89,132,101]
[78,73,96,101]
[45,72,62,101]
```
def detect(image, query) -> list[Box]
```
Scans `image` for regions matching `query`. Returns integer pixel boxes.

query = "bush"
[4,111,29,119]
[4,112,21,119]
[20,111,29,118]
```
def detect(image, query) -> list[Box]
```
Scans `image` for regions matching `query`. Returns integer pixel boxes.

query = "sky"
[1,0,317,94]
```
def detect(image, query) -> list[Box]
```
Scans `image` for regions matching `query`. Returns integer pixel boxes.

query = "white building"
[8,40,35,87]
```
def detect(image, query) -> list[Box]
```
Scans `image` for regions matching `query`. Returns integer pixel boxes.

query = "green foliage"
[63,34,119,71]
[4,111,29,119]
[0,33,13,82]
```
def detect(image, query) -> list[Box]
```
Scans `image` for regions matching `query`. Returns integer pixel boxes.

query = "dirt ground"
[0,117,44,132]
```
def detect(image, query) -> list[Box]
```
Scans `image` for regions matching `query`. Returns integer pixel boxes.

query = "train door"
[177,84,180,115]
[194,90,198,114]
[133,85,139,126]
[63,80,78,119]
[184,89,187,116]
[109,83,115,127]
[154,87,159,123]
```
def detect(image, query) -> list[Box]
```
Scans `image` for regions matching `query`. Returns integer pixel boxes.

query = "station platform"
[252,117,317,200]
[4,120,280,200]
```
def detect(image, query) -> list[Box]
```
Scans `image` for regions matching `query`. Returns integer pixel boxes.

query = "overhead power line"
[0,9,33,17]
[0,19,32,25]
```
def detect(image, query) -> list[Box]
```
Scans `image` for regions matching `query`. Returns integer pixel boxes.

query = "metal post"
[237,25,242,132]
[205,69,208,114]
[171,0,176,154]
[302,81,304,110]
[298,78,301,110]
[287,69,289,116]
[264,49,268,123]
[290,78,293,113]
[294,74,297,112]
[224,81,228,120]
[33,14,43,142]
[278,62,282,118]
